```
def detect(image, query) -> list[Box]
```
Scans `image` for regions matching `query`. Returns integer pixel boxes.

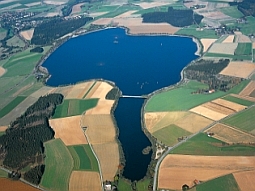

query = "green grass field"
[83,144,99,171]
[145,81,226,112]
[175,25,218,39]
[0,96,27,118]
[0,28,7,40]
[0,169,8,178]
[196,174,240,191]
[153,124,191,146]
[6,36,25,47]
[137,178,151,191]
[223,106,255,132]
[204,52,252,60]
[40,139,73,191]
[68,145,97,171]
[53,98,98,118]
[235,43,252,55]
[220,6,243,18]
[238,16,255,35]
[222,95,254,106]
[118,178,132,191]
[170,133,255,156]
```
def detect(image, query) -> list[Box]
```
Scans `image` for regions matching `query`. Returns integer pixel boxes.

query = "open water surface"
[43,28,198,181]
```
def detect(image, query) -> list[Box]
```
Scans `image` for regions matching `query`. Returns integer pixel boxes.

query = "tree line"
[141,7,204,27]
[31,17,93,45]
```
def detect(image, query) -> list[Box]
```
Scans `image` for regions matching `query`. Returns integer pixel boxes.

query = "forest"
[231,0,255,17]
[31,17,93,45]
[185,59,243,92]
[141,7,203,27]
[0,94,63,174]
[61,0,91,16]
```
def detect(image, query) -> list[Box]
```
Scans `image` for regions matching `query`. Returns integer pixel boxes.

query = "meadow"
[219,6,243,18]
[223,106,255,132]
[222,95,254,106]
[40,139,73,191]
[53,98,98,118]
[145,81,226,112]
[0,96,26,118]
[169,133,255,156]
[235,43,252,55]
[196,174,240,191]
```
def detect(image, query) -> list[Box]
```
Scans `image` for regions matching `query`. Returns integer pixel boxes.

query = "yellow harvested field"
[30,86,56,98]
[0,66,6,77]
[92,18,180,34]
[200,39,217,53]
[144,112,168,131]
[49,116,88,145]
[205,123,255,144]
[52,86,74,97]
[208,43,238,55]
[175,112,213,133]
[158,154,255,190]
[212,98,247,112]
[222,35,234,43]
[69,171,101,191]
[114,10,138,18]
[0,126,8,132]
[253,42,255,49]
[234,170,255,191]
[85,100,114,114]
[71,3,84,14]
[65,81,95,99]
[85,81,102,98]
[12,84,33,97]
[20,29,34,41]
[231,93,255,102]
[92,142,119,181]
[239,81,255,96]
[82,114,116,144]
[202,102,235,115]
[86,82,113,100]
[190,105,227,121]
[235,34,251,43]
[44,0,66,5]
[135,2,172,9]
[220,61,255,79]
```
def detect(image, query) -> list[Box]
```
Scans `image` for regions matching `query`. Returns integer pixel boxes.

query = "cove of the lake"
[43,28,198,181]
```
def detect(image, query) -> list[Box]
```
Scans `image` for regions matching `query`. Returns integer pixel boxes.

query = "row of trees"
[0,94,63,170]
[31,17,93,45]
[185,59,243,92]
[142,7,203,27]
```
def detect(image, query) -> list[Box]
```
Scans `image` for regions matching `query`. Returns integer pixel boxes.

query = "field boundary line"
[80,112,104,191]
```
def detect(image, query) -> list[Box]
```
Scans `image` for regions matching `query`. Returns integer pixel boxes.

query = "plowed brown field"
[0,178,39,191]
[49,116,88,145]
[158,155,255,190]
[69,171,101,191]
[234,170,255,191]
[206,123,255,143]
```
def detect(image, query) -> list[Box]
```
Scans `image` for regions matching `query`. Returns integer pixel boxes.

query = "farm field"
[68,144,99,171]
[196,174,240,191]
[6,36,25,47]
[65,81,95,99]
[219,6,243,18]
[145,81,227,112]
[222,95,254,106]
[220,61,255,78]
[170,133,255,156]
[49,115,88,145]
[211,98,247,111]
[239,80,255,97]
[200,38,217,52]
[208,43,238,55]
[0,96,26,118]
[40,139,73,191]
[222,35,234,43]
[52,98,98,118]
[152,124,192,146]
[69,171,101,191]
[222,106,255,133]
[158,154,255,190]
[205,123,255,144]
[0,178,39,191]
[238,16,255,35]
[235,43,252,55]
[233,170,255,191]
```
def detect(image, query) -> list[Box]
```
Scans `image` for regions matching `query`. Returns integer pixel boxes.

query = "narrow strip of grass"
[0,96,27,118]
[83,81,97,98]
[73,145,92,170]
[67,146,80,170]
[222,95,254,106]
[83,144,99,172]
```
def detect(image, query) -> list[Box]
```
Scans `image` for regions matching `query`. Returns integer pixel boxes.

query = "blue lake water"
[43,28,198,181]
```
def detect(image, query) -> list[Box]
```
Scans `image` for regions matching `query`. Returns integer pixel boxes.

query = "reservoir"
[43,28,198,181]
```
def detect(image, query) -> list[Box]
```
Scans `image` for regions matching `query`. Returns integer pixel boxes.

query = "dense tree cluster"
[61,0,90,16]
[0,94,63,169]
[185,59,242,92]
[105,87,121,100]
[232,0,255,17]
[31,17,93,45]
[30,47,44,53]
[24,165,45,185]
[142,7,203,27]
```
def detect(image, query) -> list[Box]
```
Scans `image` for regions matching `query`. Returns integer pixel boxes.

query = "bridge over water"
[121,95,148,99]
